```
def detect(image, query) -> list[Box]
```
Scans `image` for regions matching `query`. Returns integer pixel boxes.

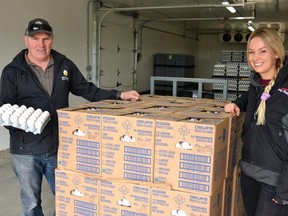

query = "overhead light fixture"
[222,1,236,14]
[247,21,256,32]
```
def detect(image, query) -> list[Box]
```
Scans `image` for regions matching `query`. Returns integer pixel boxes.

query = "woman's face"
[248,36,278,79]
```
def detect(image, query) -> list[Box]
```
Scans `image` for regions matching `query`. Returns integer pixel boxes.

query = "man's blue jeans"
[241,171,288,216]
[11,153,57,216]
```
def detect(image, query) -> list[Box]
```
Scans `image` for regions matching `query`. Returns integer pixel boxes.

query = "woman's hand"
[224,103,241,116]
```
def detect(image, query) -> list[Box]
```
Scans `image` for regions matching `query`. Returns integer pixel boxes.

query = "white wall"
[96,13,198,93]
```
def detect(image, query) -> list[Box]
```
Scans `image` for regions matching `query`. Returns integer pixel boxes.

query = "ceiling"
[97,0,288,35]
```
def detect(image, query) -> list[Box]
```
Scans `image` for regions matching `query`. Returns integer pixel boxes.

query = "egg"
[42,111,50,119]
[0,109,5,114]
[26,107,34,115]
[2,111,11,120]
[18,116,28,125]
[5,109,13,115]
[30,115,38,122]
[34,109,42,115]
[10,114,19,123]
[19,105,27,111]
[27,118,35,128]
[35,120,43,131]
[11,105,19,111]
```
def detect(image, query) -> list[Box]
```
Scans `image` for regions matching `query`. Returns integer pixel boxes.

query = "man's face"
[24,32,53,64]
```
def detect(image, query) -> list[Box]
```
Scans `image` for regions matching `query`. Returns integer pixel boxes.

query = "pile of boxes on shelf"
[153,53,195,94]
[213,50,251,101]
[55,94,245,216]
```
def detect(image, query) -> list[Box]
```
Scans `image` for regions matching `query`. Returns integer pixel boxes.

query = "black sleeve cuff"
[116,91,122,100]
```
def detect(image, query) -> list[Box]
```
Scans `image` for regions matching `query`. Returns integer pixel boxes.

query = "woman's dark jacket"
[234,57,288,204]
[0,49,119,155]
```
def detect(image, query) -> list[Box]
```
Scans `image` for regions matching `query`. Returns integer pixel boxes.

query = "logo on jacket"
[278,88,288,96]
[62,70,69,81]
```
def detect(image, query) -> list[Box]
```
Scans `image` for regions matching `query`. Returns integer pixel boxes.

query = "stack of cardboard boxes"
[55,95,245,216]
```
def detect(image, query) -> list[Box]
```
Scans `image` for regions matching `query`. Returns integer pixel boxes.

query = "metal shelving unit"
[150,76,228,99]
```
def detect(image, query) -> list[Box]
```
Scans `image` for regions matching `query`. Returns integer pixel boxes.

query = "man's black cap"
[25,18,53,36]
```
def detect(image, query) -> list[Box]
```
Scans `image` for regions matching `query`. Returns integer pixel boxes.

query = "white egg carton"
[0,103,50,135]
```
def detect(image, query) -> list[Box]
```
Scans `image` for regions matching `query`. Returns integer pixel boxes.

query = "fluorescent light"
[226,6,237,13]
[248,25,255,32]
[247,21,256,32]
[222,1,236,13]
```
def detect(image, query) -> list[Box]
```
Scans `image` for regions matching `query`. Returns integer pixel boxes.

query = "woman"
[224,27,288,216]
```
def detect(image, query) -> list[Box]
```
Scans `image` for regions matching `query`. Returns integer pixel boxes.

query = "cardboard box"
[101,111,157,182]
[99,178,151,215]
[138,94,175,101]
[55,169,99,216]
[130,104,184,114]
[231,165,245,216]
[236,137,244,168]
[147,98,198,108]
[79,99,145,109]
[154,113,229,195]
[175,107,245,178]
[222,173,233,216]
[151,183,223,216]
[225,114,244,177]
[57,106,126,176]
[139,94,190,102]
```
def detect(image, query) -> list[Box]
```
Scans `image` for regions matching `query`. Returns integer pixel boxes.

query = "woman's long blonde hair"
[248,27,285,125]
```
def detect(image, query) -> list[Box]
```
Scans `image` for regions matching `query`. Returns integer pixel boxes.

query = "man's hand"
[119,90,139,101]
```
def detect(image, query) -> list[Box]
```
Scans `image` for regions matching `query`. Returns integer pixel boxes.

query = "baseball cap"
[25,18,53,36]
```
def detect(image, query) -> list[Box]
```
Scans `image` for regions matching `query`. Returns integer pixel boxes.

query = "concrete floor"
[0,149,55,216]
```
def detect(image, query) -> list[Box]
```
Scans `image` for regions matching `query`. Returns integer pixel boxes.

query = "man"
[0,18,139,216]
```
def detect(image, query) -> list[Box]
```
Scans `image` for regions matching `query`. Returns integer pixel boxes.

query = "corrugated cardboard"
[101,111,157,182]
[151,183,223,216]
[222,172,233,216]
[99,178,151,215]
[231,165,245,216]
[55,169,99,216]
[154,113,229,195]
[175,106,245,178]
[57,106,127,176]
